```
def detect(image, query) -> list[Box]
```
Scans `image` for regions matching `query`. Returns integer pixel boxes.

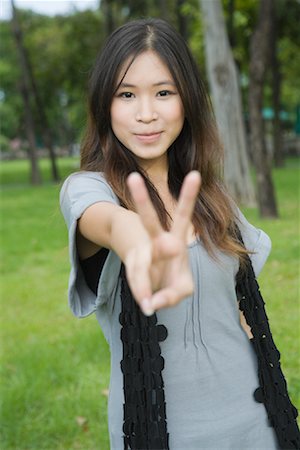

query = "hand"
[125,171,201,315]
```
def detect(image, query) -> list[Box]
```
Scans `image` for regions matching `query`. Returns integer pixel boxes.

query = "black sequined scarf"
[119,243,300,450]
[236,250,299,449]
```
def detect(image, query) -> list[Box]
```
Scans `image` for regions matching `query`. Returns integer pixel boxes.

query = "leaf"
[101,388,109,397]
[75,416,89,432]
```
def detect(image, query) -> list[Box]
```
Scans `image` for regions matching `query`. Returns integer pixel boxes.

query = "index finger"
[127,172,163,238]
[171,171,201,238]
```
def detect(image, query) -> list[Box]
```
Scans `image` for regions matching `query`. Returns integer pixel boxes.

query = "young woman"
[60,19,299,450]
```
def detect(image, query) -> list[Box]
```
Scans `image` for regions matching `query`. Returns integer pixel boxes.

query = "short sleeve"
[59,171,122,318]
[236,208,271,277]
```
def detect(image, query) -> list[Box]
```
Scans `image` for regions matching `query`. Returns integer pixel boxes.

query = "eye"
[157,90,173,97]
[119,92,134,99]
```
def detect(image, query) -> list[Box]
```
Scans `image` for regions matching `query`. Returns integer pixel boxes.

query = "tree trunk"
[177,0,189,41]
[271,2,284,167]
[159,0,169,21]
[227,0,236,49]
[27,62,60,181]
[248,0,278,217]
[128,0,148,17]
[101,0,115,36]
[11,0,42,185]
[200,0,255,206]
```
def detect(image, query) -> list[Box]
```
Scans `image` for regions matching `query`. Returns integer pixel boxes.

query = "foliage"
[279,37,300,114]
[0,19,23,139]
[0,134,10,152]
[221,0,300,118]
[0,1,299,150]
[0,157,299,448]
[0,9,104,146]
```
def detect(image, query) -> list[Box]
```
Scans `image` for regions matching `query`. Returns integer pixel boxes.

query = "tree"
[226,0,236,50]
[0,20,22,141]
[2,0,298,176]
[19,8,104,148]
[270,1,283,167]
[11,0,42,184]
[248,0,278,217]
[159,0,169,21]
[11,2,61,182]
[100,0,115,35]
[23,28,60,181]
[177,0,189,41]
[199,0,255,206]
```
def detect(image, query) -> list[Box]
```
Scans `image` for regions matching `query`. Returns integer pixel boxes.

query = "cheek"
[166,101,184,126]
[111,102,119,122]
[111,105,127,133]
[172,110,185,131]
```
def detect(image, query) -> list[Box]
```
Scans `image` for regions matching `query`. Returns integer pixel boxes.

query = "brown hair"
[81,18,246,259]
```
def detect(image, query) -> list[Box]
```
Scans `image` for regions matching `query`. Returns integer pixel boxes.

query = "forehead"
[116,50,174,85]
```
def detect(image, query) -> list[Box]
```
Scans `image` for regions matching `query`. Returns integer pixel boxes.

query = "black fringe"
[236,249,300,450]
[119,265,169,450]
[119,232,300,449]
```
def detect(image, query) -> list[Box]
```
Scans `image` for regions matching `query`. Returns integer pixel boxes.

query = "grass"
[1,158,110,450]
[0,157,299,449]
[243,159,300,405]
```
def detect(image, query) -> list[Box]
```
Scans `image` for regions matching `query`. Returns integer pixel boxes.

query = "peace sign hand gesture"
[125,171,201,316]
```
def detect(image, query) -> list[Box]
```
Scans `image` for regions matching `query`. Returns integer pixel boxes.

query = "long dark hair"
[81,18,246,258]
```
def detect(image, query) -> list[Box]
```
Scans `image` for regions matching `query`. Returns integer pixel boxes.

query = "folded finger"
[150,282,193,311]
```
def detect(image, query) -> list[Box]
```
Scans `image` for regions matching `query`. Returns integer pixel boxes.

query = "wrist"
[110,208,150,263]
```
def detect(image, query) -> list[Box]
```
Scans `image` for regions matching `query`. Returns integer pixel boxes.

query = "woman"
[60,18,299,450]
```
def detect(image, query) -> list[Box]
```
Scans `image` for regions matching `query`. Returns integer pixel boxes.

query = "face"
[110,51,185,173]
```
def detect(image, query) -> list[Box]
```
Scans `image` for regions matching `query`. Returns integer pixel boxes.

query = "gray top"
[60,171,278,449]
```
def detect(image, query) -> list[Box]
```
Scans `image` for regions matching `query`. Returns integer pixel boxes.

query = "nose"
[135,97,158,123]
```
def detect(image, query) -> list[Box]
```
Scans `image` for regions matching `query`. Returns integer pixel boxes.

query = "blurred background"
[0,1,299,449]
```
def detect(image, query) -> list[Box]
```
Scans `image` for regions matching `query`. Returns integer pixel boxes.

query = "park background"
[0,0,299,449]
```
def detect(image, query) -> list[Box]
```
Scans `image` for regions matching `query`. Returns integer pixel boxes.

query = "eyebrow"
[118,80,176,88]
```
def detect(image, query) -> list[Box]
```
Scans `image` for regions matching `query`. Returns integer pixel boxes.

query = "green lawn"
[0,157,299,449]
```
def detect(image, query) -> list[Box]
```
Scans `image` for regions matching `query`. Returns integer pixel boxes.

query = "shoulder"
[60,170,118,201]
[60,170,112,194]
[59,170,119,226]
[235,207,271,276]
[235,208,271,248]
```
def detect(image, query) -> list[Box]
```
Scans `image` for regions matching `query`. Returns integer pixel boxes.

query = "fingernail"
[141,298,154,317]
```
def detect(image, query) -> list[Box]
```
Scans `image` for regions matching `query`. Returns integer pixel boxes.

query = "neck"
[149,171,171,205]
[141,156,169,190]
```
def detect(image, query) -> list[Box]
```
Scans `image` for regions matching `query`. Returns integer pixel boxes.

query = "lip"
[134,132,162,143]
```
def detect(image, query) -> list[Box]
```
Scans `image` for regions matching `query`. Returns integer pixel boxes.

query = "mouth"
[134,132,162,143]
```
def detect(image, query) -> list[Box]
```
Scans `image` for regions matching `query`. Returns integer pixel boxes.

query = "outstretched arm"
[78,171,201,315]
